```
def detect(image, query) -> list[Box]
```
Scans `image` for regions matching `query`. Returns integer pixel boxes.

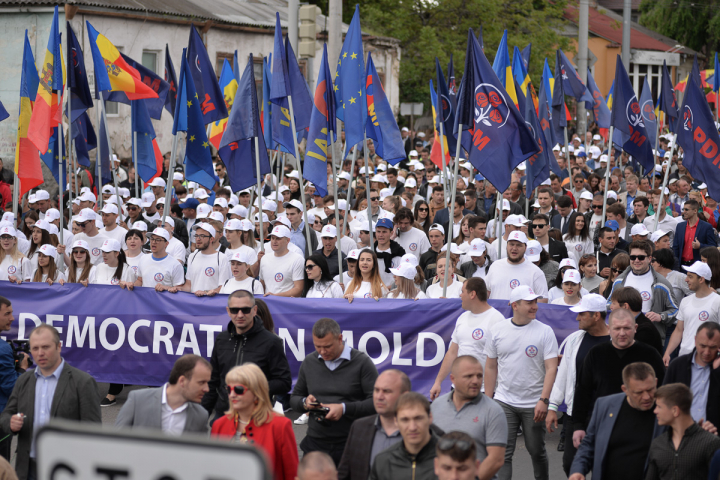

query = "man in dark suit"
[115,354,211,434]
[0,325,101,480]
[431,195,473,242]
[530,214,568,263]
[550,195,574,235]
[672,199,718,268]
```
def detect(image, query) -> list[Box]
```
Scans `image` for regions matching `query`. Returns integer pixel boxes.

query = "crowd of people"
[0,127,720,479]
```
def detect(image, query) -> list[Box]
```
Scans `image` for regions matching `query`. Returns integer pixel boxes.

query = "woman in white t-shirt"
[28,244,66,285]
[426,254,463,299]
[303,254,344,298]
[224,219,260,277]
[26,220,57,271]
[387,263,428,300]
[548,258,590,303]
[218,249,264,295]
[344,249,388,302]
[124,229,146,277]
[1,225,32,282]
[66,240,97,286]
[563,213,594,265]
[93,238,140,288]
[551,269,583,306]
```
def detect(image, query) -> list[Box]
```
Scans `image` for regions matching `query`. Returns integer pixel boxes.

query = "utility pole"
[577,0,589,136]
[622,0,631,70]
[288,0,299,54]
[328,0,342,77]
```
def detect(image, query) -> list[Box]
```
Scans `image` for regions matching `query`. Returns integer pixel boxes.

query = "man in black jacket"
[530,214,568,263]
[664,322,720,426]
[201,290,291,420]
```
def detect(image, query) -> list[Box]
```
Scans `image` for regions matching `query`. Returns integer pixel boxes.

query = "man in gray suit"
[0,325,101,480]
[115,354,210,435]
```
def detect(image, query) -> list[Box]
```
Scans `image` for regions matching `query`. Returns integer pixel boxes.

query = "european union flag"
[219,53,271,193]
[40,126,64,184]
[660,60,679,132]
[537,75,562,176]
[132,99,161,182]
[462,29,539,193]
[610,55,654,173]
[187,25,228,124]
[305,45,336,196]
[173,49,218,190]
[164,44,177,118]
[72,112,96,168]
[105,53,170,120]
[435,57,457,157]
[0,102,7,123]
[67,22,93,123]
[366,52,405,165]
[639,77,657,149]
[334,5,367,154]
[586,68,611,129]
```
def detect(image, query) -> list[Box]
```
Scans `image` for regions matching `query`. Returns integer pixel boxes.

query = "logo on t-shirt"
[364,293,372,298]
[204,267,215,277]
[154,273,165,282]
[640,291,651,301]
[575,244,583,252]
[509,279,520,289]
[92,248,101,257]
[7,266,16,275]
[274,273,284,282]
[131,266,139,274]
[409,243,418,251]
[472,328,484,340]
[525,345,539,358]
[699,311,710,321]
[110,278,120,285]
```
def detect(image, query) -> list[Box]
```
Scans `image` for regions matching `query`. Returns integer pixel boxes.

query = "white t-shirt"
[225,245,258,266]
[564,236,594,265]
[219,277,265,295]
[186,250,231,292]
[339,236,358,256]
[485,259,549,300]
[624,269,654,312]
[138,254,186,287]
[485,318,559,408]
[125,252,146,278]
[263,241,304,257]
[0,255,32,281]
[305,281,344,298]
[426,277,464,299]
[345,280,389,299]
[29,267,66,283]
[333,271,353,286]
[92,263,138,285]
[589,214,604,239]
[547,286,590,303]
[396,228,431,259]
[73,231,110,266]
[388,290,428,300]
[487,237,508,262]
[451,308,505,369]
[100,226,128,250]
[258,250,304,294]
[677,292,720,355]
[167,237,187,265]
[70,266,97,284]
[551,296,582,306]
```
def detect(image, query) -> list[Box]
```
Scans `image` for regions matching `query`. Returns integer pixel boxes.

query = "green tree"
[639,0,718,58]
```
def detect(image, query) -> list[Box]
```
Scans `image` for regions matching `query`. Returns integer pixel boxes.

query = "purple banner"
[0,281,579,395]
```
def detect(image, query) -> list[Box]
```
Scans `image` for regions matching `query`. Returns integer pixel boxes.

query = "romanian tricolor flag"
[429,79,451,168]
[15,31,44,197]
[606,80,614,110]
[27,6,64,155]
[491,30,519,108]
[86,21,159,100]
[542,58,571,122]
[512,46,538,112]
[209,59,239,149]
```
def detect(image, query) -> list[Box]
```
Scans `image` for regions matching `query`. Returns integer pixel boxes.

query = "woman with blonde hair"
[211,364,298,480]
[0,225,31,282]
[66,240,97,286]
[29,244,66,284]
[387,263,427,299]
[344,249,388,302]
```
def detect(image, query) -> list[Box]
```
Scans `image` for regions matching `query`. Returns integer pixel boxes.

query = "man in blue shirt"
[0,297,28,461]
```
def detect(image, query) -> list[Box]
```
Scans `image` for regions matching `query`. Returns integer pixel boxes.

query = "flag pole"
[254,136,265,254]
[438,119,448,202]
[57,124,65,272]
[96,101,103,209]
[362,133,374,253]
[496,190,502,259]
[287,94,313,252]
[564,126,571,182]
[65,19,72,225]
[12,174,19,221]
[161,132,180,227]
[341,146,358,241]
[442,125,463,297]
[653,132,677,230]
[601,126,614,228]
[133,131,139,199]
[330,129,342,282]
[100,100,123,211]
[277,152,286,204]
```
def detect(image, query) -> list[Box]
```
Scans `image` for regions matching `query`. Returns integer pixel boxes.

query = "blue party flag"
[550,56,567,145]
[660,60,679,132]
[366,52,405,165]
[536,77,563,176]
[67,22,93,123]
[556,49,593,103]
[72,112,96,168]
[435,57,457,157]
[164,44,177,118]
[585,68,611,129]
[187,25,228,124]
[522,82,552,198]
[639,77,657,149]
[0,102,7,123]
[132,100,162,182]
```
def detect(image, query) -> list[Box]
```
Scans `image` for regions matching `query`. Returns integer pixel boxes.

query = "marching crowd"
[1,127,720,479]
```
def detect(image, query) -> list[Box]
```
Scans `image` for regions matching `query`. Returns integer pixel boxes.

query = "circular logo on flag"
[92,248,101,257]
[525,345,539,358]
[110,277,120,285]
[474,84,509,129]
[364,293,372,298]
[642,99,656,123]
[575,244,583,252]
[7,266,16,275]
[683,106,694,131]
[472,328,484,340]
[409,243,418,251]
[626,95,645,128]
[274,273,284,282]
[154,273,165,282]
[699,311,710,321]
[509,279,520,289]
[205,267,215,277]
[641,291,651,301]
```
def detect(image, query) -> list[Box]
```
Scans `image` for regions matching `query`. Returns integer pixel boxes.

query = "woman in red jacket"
[210,363,298,480]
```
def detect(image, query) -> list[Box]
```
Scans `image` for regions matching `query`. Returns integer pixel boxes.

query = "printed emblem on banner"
[274,273,284,282]
[409,243,418,251]
[575,244,582,252]
[92,248,101,257]
[205,267,215,277]
[699,311,710,321]
[7,266,16,274]
[626,95,645,128]
[475,84,509,129]
[641,291,651,301]
[525,345,539,358]
[683,106,693,131]
[509,279,520,289]
[154,273,164,282]
[472,328,484,340]
[110,278,119,286]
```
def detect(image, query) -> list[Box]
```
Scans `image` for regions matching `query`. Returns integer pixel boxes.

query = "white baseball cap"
[239,219,255,232]
[100,203,119,215]
[273,216,292,229]
[77,209,97,223]
[194,223,216,238]
[37,244,58,261]
[508,285,542,304]
[224,219,244,231]
[262,199,278,212]
[630,224,650,236]
[270,225,291,239]
[0,226,16,237]
[78,191,97,203]
[71,239,90,252]
[650,230,669,243]
[278,185,290,194]
[196,203,213,219]
[149,178,166,188]
[338,172,352,181]
[173,172,184,181]
[337,199,348,211]
[507,231,528,244]
[592,134,601,141]
[208,212,225,222]
[100,238,122,253]
[606,191,618,200]
[150,228,170,242]
[569,293,608,313]
[501,199,511,211]
[389,263,418,281]
[320,225,337,238]
[504,214,525,227]
[254,212,270,224]
[347,249,362,261]
[154,216,175,228]
[214,198,228,209]
[580,191,593,201]
[35,190,50,201]
[683,261,713,280]
[229,205,248,217]
[141,192,156,208]
[194,189,209,200]
[599,154,608,164]
[409,149,419,157]
[283,199,304,212]
[467,238,487,257]
[525,240,542,262]
[230,250,255,264]
[132,221,148,232]
[562,269,582,284]
[400,253,420,268]
[44,208,61,222]
[404,178,418,188]
[559,258,578,269]
[440,243,463,254]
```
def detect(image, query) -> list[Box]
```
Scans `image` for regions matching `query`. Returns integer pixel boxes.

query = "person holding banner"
[219,251,264,296]
[426,254,462,299]
[66,240,97,286]
[136,228,185,292]
[344,249,389,302]
[123,228,147,276]
[25,220,55,272]
[28,245,65,285]
[92,239,139,289]
[0,226,31,282]
[485,231,549,301]
[303,255,344,299]
[172,224,229,296]
[258,225,304,298]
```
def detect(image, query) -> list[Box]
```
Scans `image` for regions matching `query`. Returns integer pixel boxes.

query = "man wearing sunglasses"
[121,198,151,232]
[67,208,109,267]
[530,214,568,264]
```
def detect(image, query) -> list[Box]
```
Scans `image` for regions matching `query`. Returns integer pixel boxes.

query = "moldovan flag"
[430,80,451,168]
[16,30,44,196]
[209,59,239,149]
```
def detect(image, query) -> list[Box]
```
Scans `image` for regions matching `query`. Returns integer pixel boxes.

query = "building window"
[253,56,264,100]
[216,52,234,80]
[628,63,661,101]
[142,51,158,73]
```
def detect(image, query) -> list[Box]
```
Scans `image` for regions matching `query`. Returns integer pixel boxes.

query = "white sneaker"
[294,413,309,425]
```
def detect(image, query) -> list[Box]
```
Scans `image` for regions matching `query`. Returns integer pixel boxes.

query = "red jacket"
[211,413,298,480]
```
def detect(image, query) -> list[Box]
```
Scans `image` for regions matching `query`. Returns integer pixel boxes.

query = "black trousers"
[0,432,10,462]
[300,435,347,466]
[562,414,578,476]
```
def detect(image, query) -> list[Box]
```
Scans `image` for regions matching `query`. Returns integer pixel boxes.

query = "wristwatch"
[539,397,549,405]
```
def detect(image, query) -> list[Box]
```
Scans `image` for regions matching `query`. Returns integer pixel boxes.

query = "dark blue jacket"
[671,219,717,267]
[0,339,21,412]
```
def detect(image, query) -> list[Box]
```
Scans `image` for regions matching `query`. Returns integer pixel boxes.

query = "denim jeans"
[497,401,549,480]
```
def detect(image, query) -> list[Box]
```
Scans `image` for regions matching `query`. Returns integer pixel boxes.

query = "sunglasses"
[592,205,603,209]
[629,255,648,261]
[127,206,139,211]
[370,197,380,202]
[305,264,317,271]
[532,224,547,229]
[418,208,429,212]
[77,221,91,228]
[228,306,253,315]
[0,235,13,241]
[72,250,86,255]
[225,384,248,395]
[611,267,621,273]
[438,438,473,452]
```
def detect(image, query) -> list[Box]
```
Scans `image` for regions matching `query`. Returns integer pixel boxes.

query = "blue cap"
[475,173,485,181]
[376,218,394,230]
[576,151,587,158]
[606,220,619,231]
[178,198,199,210]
